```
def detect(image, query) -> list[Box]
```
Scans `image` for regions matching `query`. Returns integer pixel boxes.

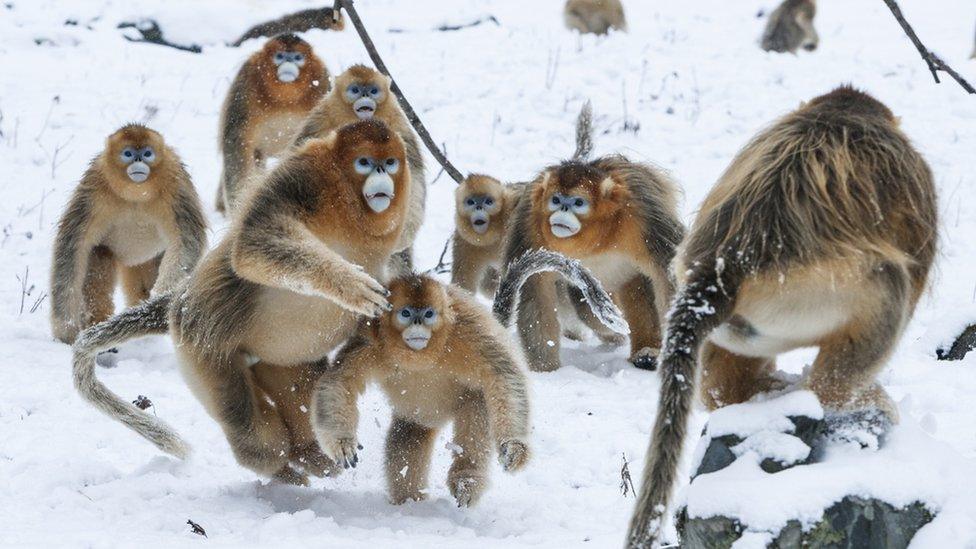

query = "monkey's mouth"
[550,222,579,238]
[126,161,151,183]
[471,218,489,234]
[353,97,377,119]
[404,336,430,350]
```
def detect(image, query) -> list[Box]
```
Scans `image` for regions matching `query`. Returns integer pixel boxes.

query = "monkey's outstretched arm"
[51,187,98,342]
[231,213,391,317]
[466,340,531,472]
[311,333,376,468]
[154,183,207,293]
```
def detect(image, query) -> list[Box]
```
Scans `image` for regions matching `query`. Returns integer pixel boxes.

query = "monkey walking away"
[312,249,627,506]
[626,86,937,548]
[231,7,344,47]
[563,0,627,35]
[292,64,427,275]
[73,120,413,485]
[760,0,818,53]
[216,34,329,213]
[50,124,206,344]
[451,175,526,297]
[504,102,684,372]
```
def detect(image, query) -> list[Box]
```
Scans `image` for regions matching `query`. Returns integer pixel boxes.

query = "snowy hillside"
[1,0,975,546]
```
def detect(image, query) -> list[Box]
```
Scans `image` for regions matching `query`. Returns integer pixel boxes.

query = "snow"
[1,0,976,547]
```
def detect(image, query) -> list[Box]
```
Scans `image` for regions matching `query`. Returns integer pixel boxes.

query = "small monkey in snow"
[231,7,344,47]
[50,124,206,344]
[627,86,938,548]
[564,0,627,35]
[760,0,819,54]
[217,33,328,213]
[313,250,627,506]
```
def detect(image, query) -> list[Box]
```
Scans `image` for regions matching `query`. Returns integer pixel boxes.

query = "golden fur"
[312,274,531,506]
[50,124,206,343]
[564,0,627,35]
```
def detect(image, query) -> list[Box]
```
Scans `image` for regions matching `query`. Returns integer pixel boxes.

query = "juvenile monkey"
[292,64,426,274]
[626,86,937,548]
[217,33,328,213]
[72,120,412,485]
[313,250,627,506]
[50,124,206,344]
[231,7,344,47]
[564,0,627,35]
[451,175,526,296]
[504,104,684,372]
[760,0,818,53]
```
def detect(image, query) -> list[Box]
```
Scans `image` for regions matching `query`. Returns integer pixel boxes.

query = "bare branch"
[881,0,975,94]
[333,0,466,183]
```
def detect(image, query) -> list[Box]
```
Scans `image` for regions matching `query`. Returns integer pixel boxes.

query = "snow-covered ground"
[1,0,975,547]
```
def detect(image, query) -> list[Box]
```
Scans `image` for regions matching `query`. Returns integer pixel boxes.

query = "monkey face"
[454,175,506,243]
[333,120,408,215]
[105,125,166,186]
[261,35,317,85]
[271,49,307,83]
[461,193,501,234]
[534,164,624,249]
[546,192,590,238]
[384,276,452,356]
[334,65,391,120]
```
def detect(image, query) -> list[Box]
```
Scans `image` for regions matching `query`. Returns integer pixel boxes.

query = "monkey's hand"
[498,439,530,472]
[320,435,361,469]
[326,265,391,317]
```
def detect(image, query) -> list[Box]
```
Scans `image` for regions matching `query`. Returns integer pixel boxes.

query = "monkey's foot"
[597,331,627,347]
[95,347,120,368]
[291,443,342,478]
[562,327,587,342]
[271,464,309,486]
[822,408,894,451]
[631,347,660,371]
[498,439,529,471]
[448,473,487,507]
[320,436,360,469]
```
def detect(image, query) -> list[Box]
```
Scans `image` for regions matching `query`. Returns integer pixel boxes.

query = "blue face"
[272,51,306,66]
[395,306,438,326]
[547,193,590,215]
[344,82,384,102]
[120,146,155,164]
[463,195,497,211]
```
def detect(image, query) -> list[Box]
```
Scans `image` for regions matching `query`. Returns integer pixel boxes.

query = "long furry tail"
[625,261,740,548]
[72,291,189,459]
[493,249,628,335]
[572,100,594,161]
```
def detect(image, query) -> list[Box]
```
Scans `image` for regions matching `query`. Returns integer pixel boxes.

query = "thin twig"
[333,0,466,183]
[427,235,453,275]
[881,0,974,94]
[389,15,500,34]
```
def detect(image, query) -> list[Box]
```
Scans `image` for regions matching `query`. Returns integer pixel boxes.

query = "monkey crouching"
[50,124,206,344]
[760,0,819,54]
[626,86,937,548]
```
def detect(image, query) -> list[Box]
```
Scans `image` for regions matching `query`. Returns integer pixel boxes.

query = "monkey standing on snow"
[451,175,526,297]
[503,103,684,372]
[50,124,206,344]
[313,250,628,506]
[626,86,937,548]
[217,33,329,213]
[72,120,413,485]
[291,64,426,275]
[564,0,627,35]
[760,0,819,53]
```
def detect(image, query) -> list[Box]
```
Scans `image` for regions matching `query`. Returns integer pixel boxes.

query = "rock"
[936,323,976,361]
[679,497,934,549]
[692,415,824,479]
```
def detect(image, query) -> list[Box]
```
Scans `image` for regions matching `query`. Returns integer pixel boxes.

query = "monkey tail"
[72,291,190,459]
[572,100,594,161]
[625,260,741,548]
[493,249,628,335]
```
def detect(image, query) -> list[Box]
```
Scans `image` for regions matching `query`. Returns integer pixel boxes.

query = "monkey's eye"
[465,198,475,207]
[273,52,286,64]
[485,197,495,206]
[368,85,380,97]
[350,85,361,95]
[572,197,590,214]
[120,147,137,163]
[422,309,437,324]
[140,147,155,162]
[293,53,305,63]
[551,196,560,205]
[384,158,399,174]
[354,157,373,175]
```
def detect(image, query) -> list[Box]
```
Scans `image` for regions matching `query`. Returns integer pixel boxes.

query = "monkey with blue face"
[217,33,329,214]
[50,124,207,344]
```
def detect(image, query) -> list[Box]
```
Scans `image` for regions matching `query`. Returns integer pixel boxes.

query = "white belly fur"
[101,214,166,266]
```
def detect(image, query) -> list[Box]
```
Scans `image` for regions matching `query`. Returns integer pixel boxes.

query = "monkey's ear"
[599,176,618,196]
[893,116,902,127]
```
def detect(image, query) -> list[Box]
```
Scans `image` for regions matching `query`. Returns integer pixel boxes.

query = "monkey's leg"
[387,247,414,278]
[252,361,339,477]
[557,281,589,342]
[82,246,117,327]
[565,284,627,346]
[699,342,781,410]
[479,266,501,298]
[178,350,299,483]
[214,184,226,214]
[805,264,909,423]
[385,416,436,504]
[119,256,161,307]
[447,393,492,507]
[450,238,484,293]
[618,276,662,370]
[516,272,562,372]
